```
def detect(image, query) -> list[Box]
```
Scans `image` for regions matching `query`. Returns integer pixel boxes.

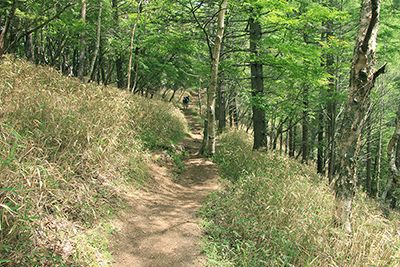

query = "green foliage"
[201,129,400,266]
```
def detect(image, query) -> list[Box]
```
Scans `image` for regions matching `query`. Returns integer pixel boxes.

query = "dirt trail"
[111,105,220,267]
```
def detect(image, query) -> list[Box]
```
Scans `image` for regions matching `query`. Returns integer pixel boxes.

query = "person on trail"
[183,96,189,109]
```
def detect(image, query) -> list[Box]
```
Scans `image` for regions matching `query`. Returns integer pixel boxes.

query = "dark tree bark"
[249,11,266,150]
[24,33,35,62]
[289,119,295,157]
[302,86,309,164]
[0,0,18,56]
[334,0,385,233]
[317,108,324,174]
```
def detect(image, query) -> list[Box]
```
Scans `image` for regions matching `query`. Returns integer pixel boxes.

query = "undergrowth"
[200,129,400,266]
[0,55,188,266]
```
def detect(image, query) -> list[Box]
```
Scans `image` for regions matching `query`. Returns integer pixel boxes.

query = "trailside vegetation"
[201,129,400,266]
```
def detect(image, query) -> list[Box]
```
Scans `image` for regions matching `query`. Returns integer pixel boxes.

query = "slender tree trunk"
[324,14,336,183]
[198,84,202,115]
[199,110,209,155]
[78,0,87,80]
[366,114,372,196]
[0,0,18,56]
[112,0,124,88]
[302,86,309,164]
[206,0,228,156]
[217,73,226,134]
[127,0,143,91]
[396,134,400,169]
[86,0,102,83]
[169,88,176,102]
[376,87,384,198]
[317,108,324,174]
[132,0,149,93]
[381,105,400,217]
[229,96,238,128]
[270,116,275,150]
[289,120,295,157]
[334,0,385,233]
[250,10,266,150]
[279,126,283,155]
[24,33,35,62]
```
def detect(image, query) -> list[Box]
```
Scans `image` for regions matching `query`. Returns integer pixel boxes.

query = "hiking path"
[111,103,221,267]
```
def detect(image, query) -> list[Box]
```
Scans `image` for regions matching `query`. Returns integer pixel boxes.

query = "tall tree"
[127,0,143,91]
[86,0,103,83]
[381,104,400,217]
[334,0,385,233]
[207,0,228,156]
[78,0,87,79]
[249,6,266,150]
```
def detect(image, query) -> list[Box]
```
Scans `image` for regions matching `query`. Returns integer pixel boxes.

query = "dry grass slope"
[0,55,188,266]
[202,129,400,266]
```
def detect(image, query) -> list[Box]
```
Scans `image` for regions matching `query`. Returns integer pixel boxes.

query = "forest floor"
[110,103,221,267]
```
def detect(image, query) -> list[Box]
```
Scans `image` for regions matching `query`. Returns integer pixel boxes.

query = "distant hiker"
[183,96,189,109]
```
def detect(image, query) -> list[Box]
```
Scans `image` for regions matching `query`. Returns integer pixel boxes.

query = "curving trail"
[111,104,220,267]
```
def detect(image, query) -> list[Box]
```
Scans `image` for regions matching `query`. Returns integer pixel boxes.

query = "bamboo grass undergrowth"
[0,55,188,266]
[200,129,400,266]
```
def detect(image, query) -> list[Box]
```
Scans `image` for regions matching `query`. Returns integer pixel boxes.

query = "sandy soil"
[110,105,220,267]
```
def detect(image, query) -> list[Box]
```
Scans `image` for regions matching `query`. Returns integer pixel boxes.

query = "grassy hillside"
[0,55,188,266]
[201,129,400,266]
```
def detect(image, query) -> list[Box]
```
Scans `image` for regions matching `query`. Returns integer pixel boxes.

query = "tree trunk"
[0,0,18,56]
[250,11,266,150]
[86,0,103,83]
[302,86,309,164]
[127,0,143,91]
[381,105,400,217]
[169,88,176,102]
[0,0,18,57]
[366,114,372,196]
[217,73,226,134]
[229,96,238,128]
[112,0,124,89]
[133,0,149,93]
[289,120,295,157]
[78,0,87,80]
[376,88,384,198]
[198,85,202,115]
[199,111,209,155]
[334,0,385,233]
[317,108,324,174]
[207,0,228,156]
[24,33,35,62]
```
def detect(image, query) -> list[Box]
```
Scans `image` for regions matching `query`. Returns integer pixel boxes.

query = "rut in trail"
[111,106,220,267]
